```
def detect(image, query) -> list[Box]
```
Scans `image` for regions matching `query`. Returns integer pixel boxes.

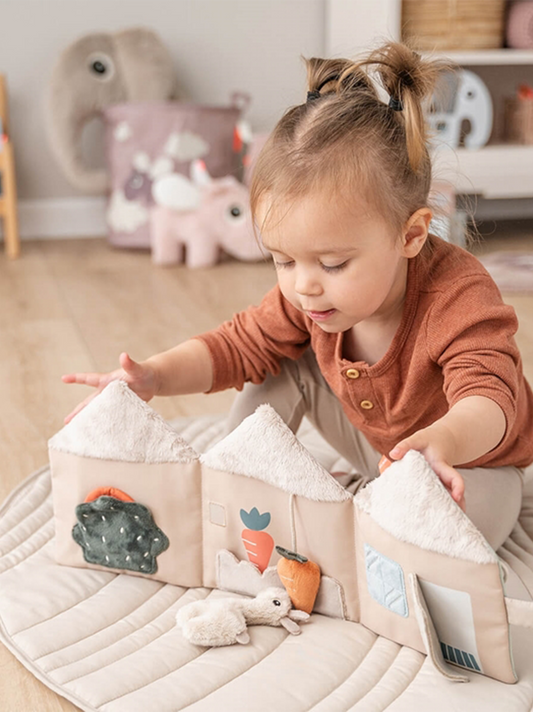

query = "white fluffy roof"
[355,450,497,564]
[49,381,199,463]
[200,404,352,502]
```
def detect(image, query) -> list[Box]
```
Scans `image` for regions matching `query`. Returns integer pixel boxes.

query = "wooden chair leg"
[2,141,20,259]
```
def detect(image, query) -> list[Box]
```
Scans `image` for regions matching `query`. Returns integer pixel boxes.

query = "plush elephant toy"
[46,27,179,194]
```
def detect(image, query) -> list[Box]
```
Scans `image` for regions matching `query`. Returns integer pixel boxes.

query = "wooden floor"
[0,223,532,711]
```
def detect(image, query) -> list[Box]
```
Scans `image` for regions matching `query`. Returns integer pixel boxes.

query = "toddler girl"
[63,42,533,551]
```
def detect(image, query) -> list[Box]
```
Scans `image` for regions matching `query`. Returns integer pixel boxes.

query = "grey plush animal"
[176,587,310,647]
[46,27,179,193]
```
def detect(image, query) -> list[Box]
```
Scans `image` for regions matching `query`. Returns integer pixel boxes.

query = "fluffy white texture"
[176,588,307,646]
[176,598,249,647]
[355,450,497,564]
[49,380,198,463]
[200,404,351,502]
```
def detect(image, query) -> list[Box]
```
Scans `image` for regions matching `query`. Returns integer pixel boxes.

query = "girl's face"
[258,193,429,334]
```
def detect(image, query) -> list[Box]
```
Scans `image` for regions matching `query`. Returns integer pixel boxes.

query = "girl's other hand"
[389,427,466,512]
[61,352,158,424]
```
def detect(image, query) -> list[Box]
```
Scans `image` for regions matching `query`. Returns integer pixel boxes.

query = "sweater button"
[360,400,374,410]
[346,368,360,379]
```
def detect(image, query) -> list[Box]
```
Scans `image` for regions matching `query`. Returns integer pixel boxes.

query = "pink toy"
[150,160,265,268]
[104,96,250,249]
[507,1,533,49]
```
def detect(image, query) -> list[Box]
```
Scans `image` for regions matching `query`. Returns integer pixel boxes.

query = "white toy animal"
[427,69,493,149]
[176,587,310,647]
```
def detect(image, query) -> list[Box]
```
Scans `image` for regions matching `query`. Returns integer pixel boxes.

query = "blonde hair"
[251,42,453,245]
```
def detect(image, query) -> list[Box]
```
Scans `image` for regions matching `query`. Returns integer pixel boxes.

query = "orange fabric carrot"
[240,507,274,572]
[276,546,321,614]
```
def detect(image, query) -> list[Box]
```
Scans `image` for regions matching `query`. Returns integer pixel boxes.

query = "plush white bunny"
[176,587,310,647]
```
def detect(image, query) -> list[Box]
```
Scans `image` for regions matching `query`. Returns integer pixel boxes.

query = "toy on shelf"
[150,159,264,268]
[427,69,493,150]
[175,587,309,647]
[49,381,533,683]
[46,28,179,194]
[505,83,533,145]
[506,1,533,49]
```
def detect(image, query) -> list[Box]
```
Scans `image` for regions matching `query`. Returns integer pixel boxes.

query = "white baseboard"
[17,197,108,240]
[8,195,533,242]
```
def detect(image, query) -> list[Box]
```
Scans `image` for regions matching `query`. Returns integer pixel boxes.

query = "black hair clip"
[306,76,340,104]
[388,96,403,111]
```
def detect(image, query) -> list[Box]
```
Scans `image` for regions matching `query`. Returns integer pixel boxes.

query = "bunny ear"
[288,609,310,622]
[280,617,302,635]
[190,159,212,186]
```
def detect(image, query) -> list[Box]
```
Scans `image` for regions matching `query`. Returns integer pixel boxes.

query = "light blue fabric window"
[364,543,408,617]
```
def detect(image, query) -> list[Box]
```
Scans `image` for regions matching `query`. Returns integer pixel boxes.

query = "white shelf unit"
[433,145,533,199]
[430,49,533,66]
[429,50,533,199]
[325,1,533,205]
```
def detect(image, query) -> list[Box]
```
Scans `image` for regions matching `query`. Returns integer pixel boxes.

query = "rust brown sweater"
[196,238,533,469]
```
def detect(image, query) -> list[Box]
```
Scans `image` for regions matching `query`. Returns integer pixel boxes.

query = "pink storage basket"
[104,96,247,248]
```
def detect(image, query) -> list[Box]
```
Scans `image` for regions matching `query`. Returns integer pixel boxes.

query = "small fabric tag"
[209,502,226,527]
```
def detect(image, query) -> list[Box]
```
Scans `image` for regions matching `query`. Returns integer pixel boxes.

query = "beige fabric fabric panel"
[50,451,203,588]
[1,415,533,712]
[355,508,515,682]
[201,464,359,618]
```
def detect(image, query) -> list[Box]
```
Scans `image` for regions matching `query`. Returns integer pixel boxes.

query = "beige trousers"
[227,350,524,551]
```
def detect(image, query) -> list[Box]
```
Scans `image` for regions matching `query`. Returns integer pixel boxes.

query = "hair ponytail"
[251,41,452,245]
[306,57,375,100]
[359,43,452,172]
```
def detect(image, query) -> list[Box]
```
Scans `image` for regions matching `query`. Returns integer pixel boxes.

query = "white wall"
[0,0,327,204]
[4,0,528,236]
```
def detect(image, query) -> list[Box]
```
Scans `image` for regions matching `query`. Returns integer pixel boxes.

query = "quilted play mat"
[2,411,533,712]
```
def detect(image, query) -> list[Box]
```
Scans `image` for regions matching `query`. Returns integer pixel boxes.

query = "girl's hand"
[62,352,158,424]
[389,426,466,512]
